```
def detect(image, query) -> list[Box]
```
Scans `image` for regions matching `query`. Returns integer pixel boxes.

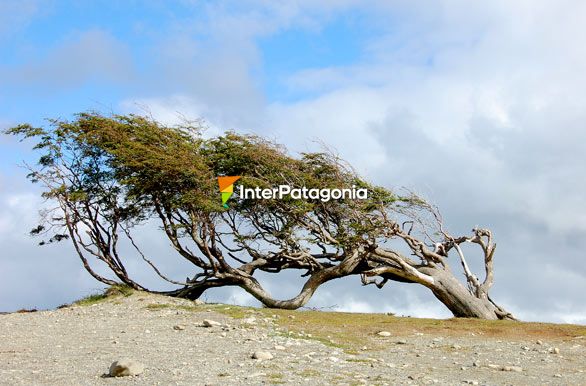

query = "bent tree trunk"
[422,268,514,320]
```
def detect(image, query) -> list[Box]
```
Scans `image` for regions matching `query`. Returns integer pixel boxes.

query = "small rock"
[109,359,144,377]
[461,366,468,371]
[251,351,273,360]
[173,325,185,331]
[274,345,286,351]
[550,347,560,354]
[396,340,407,345]
[377,331,391,337]
[554,374,562,378]
[472,361,480,367]
[536,340,543,345]
[193,299,205,305]
[452,344,462,349]
[202,319,221,327]
[502,366,523,372]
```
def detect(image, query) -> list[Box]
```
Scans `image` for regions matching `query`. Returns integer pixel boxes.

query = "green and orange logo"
[217,176,241,208]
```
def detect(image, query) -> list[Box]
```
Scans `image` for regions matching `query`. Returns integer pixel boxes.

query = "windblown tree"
[7,113,515,320]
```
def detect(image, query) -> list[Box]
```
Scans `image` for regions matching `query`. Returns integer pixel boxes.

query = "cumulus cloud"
[1,29,133,89]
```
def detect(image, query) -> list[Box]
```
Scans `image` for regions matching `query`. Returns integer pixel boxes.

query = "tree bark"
[421,267,514,320]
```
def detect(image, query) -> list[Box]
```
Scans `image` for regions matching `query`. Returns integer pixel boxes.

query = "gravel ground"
[1,292,585,385]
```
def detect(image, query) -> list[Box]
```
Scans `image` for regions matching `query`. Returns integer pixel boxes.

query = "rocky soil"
[1,291,585,385]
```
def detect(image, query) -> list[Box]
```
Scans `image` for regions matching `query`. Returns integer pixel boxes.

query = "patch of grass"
[251,306,586,353]
[298,369,320,377]
[211,304,257,319]
[74,284,135,307]
[105,284,134,297]
[145,303,171,310]
[75,293,108,306]
[266,373,285,384]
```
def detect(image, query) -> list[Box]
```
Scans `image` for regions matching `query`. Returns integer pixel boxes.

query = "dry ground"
[1,287,585,385]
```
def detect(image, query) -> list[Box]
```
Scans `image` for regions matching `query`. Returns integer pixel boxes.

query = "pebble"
[502,366,523,372]
[251,351,273,360]
[173,325,185,331]
[202,319,221,327]
[377,331,391,337]
[108,359,144,377]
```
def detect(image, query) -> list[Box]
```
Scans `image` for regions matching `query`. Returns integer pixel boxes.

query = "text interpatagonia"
[238,184,369,202]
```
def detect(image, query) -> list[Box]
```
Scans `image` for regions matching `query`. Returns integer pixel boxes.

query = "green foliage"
[6,112,414,252]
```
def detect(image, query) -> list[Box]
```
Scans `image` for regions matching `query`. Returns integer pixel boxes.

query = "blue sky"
[1,2,375,122]
[1,1,586,323]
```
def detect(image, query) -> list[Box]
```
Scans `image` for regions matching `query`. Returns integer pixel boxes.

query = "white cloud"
[1,29,133,89]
